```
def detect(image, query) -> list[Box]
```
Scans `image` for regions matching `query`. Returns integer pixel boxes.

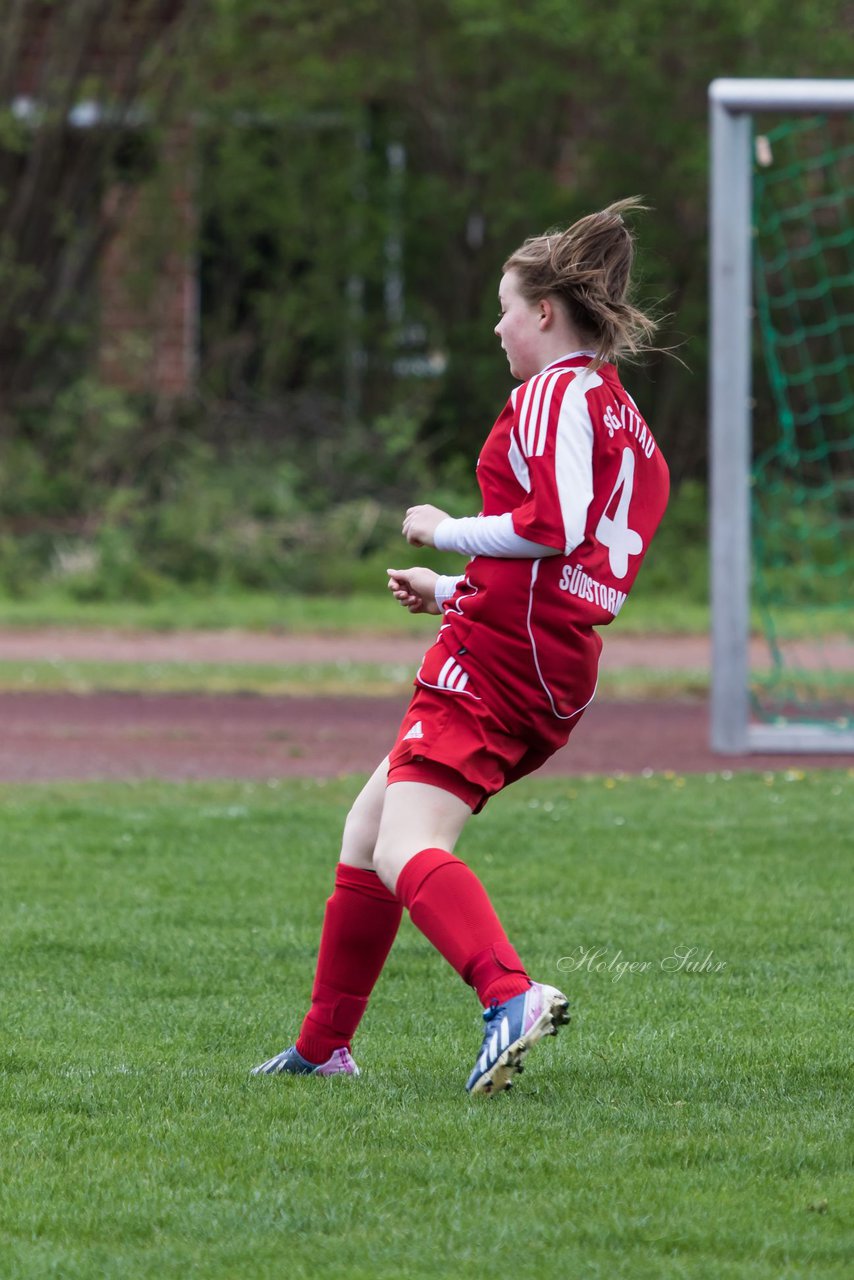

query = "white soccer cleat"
[465,982,570,1096]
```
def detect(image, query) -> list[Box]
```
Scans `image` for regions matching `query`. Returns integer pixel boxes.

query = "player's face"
[495,270,544,382]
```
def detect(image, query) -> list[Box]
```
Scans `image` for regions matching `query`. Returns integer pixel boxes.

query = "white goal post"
[708,77,854,754]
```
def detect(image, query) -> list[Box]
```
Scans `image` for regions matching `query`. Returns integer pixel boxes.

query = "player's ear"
[538,298,554,329]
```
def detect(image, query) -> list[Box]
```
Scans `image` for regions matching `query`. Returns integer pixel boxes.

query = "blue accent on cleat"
[465,981,570,1096]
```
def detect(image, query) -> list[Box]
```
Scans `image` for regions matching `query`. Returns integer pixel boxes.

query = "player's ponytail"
[503,197,658,369]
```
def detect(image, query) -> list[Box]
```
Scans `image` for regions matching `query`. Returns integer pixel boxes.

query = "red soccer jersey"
[437,354,669,725]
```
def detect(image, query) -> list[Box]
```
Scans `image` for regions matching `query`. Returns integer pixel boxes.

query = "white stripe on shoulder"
[524,375,550,455]
[534,370,568,457]
[517,378,538,456]
[519,369,569,458]
[555,368,600,553]
[508,429,531,492]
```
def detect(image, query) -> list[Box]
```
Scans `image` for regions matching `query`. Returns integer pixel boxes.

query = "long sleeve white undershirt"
[432,514,559,607]
[433,512,559,559]
[434,573,465,607]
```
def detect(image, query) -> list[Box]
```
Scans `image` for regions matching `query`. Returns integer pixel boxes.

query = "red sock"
[295,863,403,1064]
[395,848,530,1007]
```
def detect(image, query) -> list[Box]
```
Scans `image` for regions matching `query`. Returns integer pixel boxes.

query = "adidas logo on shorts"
[403,720,424,741]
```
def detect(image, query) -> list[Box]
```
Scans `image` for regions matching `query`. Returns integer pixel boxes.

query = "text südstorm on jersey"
[559,563,627,617]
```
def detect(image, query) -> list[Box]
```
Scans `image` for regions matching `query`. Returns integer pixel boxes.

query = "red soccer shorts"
[386,639,588,812]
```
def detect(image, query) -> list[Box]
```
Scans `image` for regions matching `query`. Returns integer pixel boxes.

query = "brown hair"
[503,197,657,368]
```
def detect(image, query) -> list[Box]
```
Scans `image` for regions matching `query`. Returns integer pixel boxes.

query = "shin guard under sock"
[394,847,530,1007]
[296,863,402,1064]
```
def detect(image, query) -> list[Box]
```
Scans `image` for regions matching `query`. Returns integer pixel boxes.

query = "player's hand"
[387,567,441,615]
[402,504,449,548]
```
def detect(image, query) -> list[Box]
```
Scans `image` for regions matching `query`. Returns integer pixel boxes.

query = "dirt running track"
[1,690,851,782]
[0,629,850,781]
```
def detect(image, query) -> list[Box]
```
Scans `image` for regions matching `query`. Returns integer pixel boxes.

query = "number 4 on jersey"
[595,447,643,579]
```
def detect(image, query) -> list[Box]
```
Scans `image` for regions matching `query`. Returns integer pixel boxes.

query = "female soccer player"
[253,198,670,1095]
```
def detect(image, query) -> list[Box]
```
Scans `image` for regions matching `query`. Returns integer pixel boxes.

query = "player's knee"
[371,836,402,893]
[340,798,379,866]
[372,824,433,893]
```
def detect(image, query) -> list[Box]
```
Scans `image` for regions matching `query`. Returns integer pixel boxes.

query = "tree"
[0,0,200,403]
[193,0,852,481]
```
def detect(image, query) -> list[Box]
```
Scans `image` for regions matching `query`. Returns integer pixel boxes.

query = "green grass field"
[0,586,850,639]
[0,657,715,699]
[1,771,851,1278]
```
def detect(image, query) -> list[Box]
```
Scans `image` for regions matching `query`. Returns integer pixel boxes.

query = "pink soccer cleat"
[251,1044,360,1077]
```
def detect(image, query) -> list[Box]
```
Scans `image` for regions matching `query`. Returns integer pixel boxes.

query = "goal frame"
[708,77,854,753]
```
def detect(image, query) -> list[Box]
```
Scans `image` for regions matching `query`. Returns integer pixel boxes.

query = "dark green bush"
[0,378,477,601]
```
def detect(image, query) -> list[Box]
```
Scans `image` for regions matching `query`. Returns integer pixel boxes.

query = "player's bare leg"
[340,756,391,870]
[371,780,472,891]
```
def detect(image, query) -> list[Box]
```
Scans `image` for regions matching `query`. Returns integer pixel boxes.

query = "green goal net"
[750,113,853,736]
